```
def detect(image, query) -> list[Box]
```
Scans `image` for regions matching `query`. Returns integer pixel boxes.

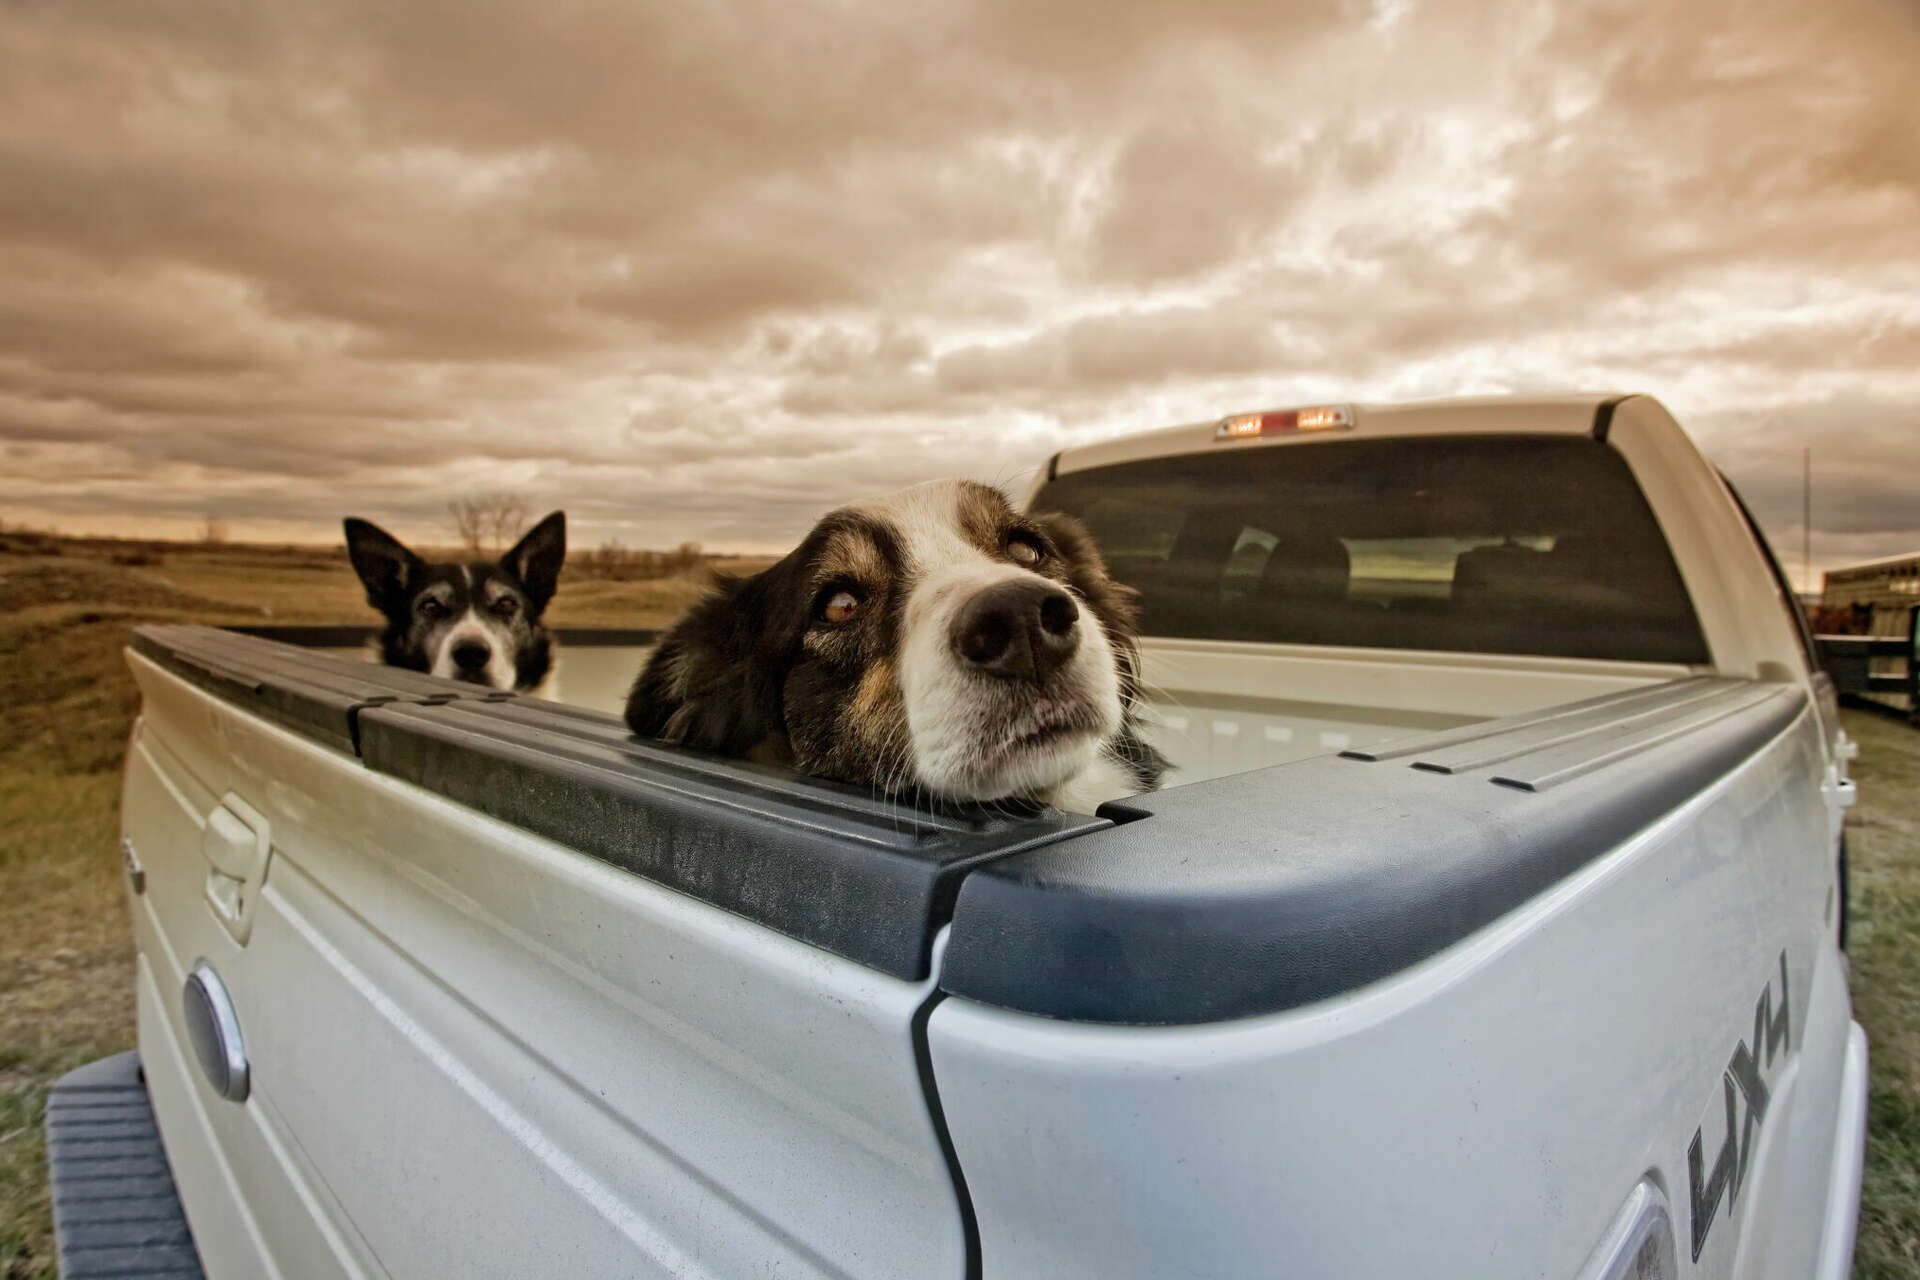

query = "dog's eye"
[491,597,519,619]
[418,598,448,619]
[817,588,863,625]
[1006,532,1047,567]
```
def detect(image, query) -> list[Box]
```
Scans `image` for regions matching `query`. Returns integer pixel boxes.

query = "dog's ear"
[343,518,422,614]
[502,511,566,613]
[1032,511,1137,621]
[1033,509,1144,681]
[625,552,809,758]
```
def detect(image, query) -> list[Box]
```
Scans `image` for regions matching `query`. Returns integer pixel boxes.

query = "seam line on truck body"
[910,992,980,1280]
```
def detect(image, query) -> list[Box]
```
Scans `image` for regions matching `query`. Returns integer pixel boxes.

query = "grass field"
[0,534,711,1279]
[1,535,1917,1277]
[1847,707,1920,1278]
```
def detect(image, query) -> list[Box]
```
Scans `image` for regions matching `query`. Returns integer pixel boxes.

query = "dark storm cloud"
[1702,393,1920,568]
[0,0,1914,565]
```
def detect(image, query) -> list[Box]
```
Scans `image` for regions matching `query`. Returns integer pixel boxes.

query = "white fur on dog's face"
[423,569,521,691]
[865,482,1125,802]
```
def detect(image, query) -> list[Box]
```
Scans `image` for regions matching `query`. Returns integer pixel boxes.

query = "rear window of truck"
[1031,434,1711,664]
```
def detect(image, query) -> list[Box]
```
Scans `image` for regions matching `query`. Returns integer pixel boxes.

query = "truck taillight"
[1213,404,1353,440]
[1574,1182,1677,1280]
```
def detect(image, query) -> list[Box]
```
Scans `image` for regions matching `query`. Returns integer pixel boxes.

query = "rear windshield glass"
[1031,434,1710,664]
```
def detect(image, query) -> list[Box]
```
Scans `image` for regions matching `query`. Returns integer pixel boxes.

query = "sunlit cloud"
[0,0,1914,573]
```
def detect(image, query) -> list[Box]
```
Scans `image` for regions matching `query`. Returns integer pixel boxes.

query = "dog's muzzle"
[451,638,494,684]
[950,578,1081,683]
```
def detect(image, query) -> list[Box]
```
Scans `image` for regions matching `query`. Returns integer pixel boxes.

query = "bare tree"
[199,514,228,545]
[487,494,530,553]
[447,497,487,553]
[448,493,529,554]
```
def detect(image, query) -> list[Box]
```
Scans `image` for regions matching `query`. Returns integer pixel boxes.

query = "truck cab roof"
[1051,391,1631,477]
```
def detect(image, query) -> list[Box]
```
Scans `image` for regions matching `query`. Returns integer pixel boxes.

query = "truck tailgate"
[119,626,1099,1279]
[929,676,1853,1278]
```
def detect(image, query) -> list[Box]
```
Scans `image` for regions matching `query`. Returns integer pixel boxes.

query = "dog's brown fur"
[625,481,1164,808]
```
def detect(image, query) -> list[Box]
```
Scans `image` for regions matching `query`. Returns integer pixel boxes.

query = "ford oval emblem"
[182,963,249,1103]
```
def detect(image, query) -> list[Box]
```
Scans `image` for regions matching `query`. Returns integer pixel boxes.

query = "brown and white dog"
[624,480,1165,812]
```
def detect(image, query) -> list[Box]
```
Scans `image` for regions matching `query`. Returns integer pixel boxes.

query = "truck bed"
[289,626,1694,787]
[110,622,1855,1279]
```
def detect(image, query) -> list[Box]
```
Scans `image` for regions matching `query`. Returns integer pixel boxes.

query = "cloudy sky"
[1,0,1916,582]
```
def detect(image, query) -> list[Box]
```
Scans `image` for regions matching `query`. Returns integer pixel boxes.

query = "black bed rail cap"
[130,624,508,753]
[938,677,1806,1025]
[357,696,1109,980]
[132,624,1101,978]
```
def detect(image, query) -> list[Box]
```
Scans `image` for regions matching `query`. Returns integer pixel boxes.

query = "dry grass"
[0,536,707,1278]
[1,535,1917,1277]
[1844,706,1920,1278]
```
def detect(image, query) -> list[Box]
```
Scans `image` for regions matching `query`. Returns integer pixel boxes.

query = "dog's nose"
[452,638,492,672]
[951,579,1080,682]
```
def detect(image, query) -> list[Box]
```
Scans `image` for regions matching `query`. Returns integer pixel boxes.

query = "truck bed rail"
[129,625,1105,979]
[938,677,1806,1023]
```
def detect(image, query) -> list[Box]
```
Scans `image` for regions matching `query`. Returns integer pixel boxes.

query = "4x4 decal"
[1687,950,1791,1261]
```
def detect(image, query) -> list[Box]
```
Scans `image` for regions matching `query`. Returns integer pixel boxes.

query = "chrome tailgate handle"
[201,794,271,943]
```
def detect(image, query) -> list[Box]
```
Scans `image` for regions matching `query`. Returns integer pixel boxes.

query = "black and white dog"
[344,513,566,696]
[625,480,1165,812]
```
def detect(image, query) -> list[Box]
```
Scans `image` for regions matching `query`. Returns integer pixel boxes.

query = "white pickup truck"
[52,393,1867,1280]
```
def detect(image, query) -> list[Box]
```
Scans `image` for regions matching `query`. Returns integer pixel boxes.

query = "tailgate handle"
[1823,764,1858,811]
[201,795,271,944]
